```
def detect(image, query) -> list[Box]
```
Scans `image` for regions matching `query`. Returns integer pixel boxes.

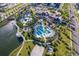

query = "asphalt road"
[70,4,79,55]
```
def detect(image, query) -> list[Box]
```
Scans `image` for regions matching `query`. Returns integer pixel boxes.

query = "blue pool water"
[34,23,55,38]
[36,25,46,36]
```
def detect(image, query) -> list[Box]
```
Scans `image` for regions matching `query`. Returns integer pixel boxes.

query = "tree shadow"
[62,32,79,55]
[63,32,79,46]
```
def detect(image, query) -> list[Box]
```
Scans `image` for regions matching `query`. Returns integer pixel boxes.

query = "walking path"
[10,20,26,56]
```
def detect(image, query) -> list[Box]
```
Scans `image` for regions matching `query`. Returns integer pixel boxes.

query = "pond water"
[0,21,22,56]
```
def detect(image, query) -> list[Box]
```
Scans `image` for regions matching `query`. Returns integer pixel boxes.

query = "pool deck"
[34,24,55,38]
[31,45,44,56]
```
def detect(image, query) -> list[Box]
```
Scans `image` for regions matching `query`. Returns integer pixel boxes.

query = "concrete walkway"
[31,45,44,56]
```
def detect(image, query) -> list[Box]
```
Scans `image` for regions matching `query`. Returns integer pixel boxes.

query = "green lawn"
[55,32,70,55]
[51,4,73,55]
[9,45,21,56]
[0,19,9,27]
[53,25,72,56]
[75,8,79,23]
[9,41,35,56]
[60,3,70,20]
[18,41,35,56]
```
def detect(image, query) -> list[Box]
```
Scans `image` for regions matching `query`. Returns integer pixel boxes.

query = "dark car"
[71,26,75,31]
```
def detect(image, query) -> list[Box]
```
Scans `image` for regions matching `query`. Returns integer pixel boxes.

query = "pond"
[0,21,22,56]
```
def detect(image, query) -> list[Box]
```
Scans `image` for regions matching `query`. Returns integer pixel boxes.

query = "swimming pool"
[34,23,55,38]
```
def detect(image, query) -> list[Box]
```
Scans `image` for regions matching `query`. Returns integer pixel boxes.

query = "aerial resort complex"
[0,3,79,56]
